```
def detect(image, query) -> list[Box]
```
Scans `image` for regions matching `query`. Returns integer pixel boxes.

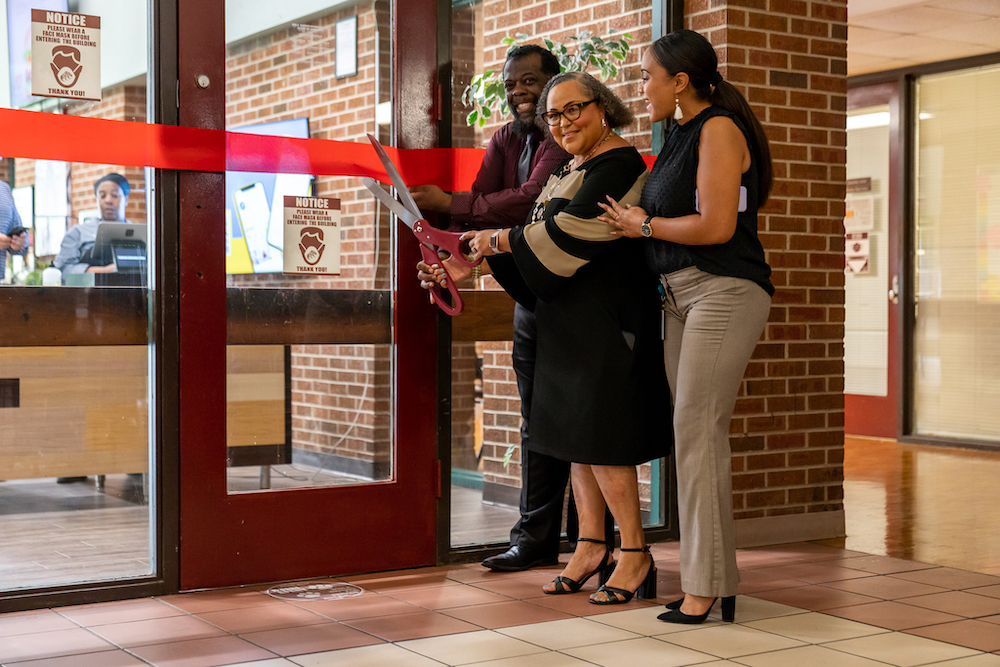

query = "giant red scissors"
[361,134,480,316]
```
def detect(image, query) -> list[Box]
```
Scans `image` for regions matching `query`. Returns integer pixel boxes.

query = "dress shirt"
[449,123,569,230]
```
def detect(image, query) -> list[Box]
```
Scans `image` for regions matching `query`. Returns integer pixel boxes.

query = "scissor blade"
[366,133,423,221]
[361,177,423,231]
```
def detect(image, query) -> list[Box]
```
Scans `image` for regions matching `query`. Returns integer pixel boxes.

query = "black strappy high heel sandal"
[658,595,736,624]
[544,537,614,595]
[589,546,656,605]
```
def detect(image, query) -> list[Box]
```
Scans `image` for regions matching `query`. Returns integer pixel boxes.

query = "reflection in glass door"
[0,1,155,591]
[223,1,394,494]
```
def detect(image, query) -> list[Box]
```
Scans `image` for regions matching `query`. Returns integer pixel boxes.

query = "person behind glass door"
[411,46,609,573]
[52,172,136,485]
[53,173,132,275]
[601,29,775,624]
[0,180,29,282]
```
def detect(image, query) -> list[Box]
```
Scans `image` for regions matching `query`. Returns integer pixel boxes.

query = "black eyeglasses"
[541,99,598,126]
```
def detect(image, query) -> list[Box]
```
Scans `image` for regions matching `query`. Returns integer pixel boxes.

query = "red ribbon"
[0,108,655,189]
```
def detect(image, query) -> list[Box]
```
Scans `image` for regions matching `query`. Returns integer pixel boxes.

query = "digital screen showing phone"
[233,182,282,273]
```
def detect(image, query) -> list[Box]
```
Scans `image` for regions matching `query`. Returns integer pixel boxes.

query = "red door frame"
[176,0,440,590]
[844,82,900,439]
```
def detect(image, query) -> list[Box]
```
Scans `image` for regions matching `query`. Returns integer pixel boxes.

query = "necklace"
[574,129,612,169]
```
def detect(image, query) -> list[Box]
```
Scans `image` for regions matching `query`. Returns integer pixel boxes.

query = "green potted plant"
[462,30,633,128]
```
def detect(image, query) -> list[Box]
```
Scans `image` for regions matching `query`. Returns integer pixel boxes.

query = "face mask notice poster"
[282,196,341,276]
[30,9,101,102]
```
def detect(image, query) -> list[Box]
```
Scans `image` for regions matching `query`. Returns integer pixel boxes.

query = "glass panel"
[448,0,660,549]
[1,0,153,590]
[845,105,890,396]
[223,1,393,493]
[914,64,1000,440]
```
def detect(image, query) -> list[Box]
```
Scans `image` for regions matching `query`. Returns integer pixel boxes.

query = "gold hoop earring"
[674,96,684,121]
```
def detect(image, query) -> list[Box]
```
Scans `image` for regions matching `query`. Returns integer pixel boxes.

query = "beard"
[511,114,537,135]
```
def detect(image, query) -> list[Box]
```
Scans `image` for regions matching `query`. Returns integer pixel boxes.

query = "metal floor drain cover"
[266,581,364,601]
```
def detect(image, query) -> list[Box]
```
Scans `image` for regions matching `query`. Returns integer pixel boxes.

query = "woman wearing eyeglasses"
[423,71,671,605]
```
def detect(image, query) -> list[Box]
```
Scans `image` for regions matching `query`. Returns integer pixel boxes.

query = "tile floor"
[2,541,1000,666]
[3,436,1000,666]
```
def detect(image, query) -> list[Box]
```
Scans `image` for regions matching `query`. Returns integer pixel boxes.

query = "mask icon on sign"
[51,46,83,88]
[299,227,325,266]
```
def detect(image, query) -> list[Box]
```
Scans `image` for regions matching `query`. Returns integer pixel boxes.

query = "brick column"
[686,0,848,545]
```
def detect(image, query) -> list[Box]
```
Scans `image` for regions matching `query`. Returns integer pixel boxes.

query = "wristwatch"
[640,215,654,238]
[489,231,501,251]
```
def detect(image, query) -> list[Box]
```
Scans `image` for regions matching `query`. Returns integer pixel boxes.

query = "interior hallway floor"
[2,436,999,667]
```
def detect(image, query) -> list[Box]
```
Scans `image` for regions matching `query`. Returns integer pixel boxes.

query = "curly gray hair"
[536,72,634,137]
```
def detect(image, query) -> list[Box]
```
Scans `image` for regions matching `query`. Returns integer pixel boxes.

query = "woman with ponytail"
[600,29,774,625]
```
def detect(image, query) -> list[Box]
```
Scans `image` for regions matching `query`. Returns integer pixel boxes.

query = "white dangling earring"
[674,96,684,121]
[602,116,607,128]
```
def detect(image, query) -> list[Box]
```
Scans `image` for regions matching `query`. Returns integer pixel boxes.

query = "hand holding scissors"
[361,134,481,315]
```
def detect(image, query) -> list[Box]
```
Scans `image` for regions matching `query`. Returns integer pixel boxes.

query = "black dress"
[490,147,672,466]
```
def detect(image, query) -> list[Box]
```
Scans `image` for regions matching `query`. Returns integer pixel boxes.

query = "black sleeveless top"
[641,106,773,296]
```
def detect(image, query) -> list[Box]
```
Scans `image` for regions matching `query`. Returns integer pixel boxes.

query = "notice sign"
[31,10,101,101]
[845,195,875,232]
[845,232,870,275]
[283,196,341,275]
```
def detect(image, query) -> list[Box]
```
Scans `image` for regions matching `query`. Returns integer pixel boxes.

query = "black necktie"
[517,133,536,185]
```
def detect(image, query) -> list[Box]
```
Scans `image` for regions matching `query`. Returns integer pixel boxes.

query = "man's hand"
[9,231,27,252]
[410,185,452,214]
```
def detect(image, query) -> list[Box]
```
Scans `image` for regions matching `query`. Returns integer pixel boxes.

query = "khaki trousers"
[661,266,771,598]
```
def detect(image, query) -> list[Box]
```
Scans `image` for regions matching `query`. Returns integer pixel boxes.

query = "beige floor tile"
[289,643,444,666]
[926,656,1000,666]
[585,606,709,636]
[659,623,805,659]
[0,628,117,663]
[564,636,717,666]
[398,629,545,665]
[744,611,888,644]
[224,661,296,667]
[465,652,599,666]
[726,596,809,622]
[496,617,641,649]
[4,650,149,667]
[733,644,889,667]
[826,631,980,666]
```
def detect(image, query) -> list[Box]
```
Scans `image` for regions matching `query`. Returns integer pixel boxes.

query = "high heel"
[657,595,736,624]
[544,538,614,595]
[589,546,656,605]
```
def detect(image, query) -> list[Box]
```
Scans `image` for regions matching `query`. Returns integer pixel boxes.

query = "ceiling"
[848,0,1000,76]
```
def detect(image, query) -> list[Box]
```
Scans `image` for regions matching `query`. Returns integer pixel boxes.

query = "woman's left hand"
[598,196,648,238]
[461,229,500,257]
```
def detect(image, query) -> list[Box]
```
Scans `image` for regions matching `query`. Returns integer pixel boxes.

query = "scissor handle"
[413,220,482,268]
[420,244,464,316]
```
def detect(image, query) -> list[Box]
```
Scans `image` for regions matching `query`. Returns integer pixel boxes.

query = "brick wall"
[686,0,847,541]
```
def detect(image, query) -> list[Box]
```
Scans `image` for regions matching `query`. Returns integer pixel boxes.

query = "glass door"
[844,83,901,438]
[176,0,441,589]
[0,0,158,599]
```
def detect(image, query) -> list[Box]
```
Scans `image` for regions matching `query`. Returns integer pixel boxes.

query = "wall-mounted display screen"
[226,117,313,274]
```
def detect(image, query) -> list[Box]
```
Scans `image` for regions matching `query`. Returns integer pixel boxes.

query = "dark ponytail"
[649,30,773,203]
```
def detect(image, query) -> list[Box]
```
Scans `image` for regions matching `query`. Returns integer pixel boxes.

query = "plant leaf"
[467,110,478,125]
